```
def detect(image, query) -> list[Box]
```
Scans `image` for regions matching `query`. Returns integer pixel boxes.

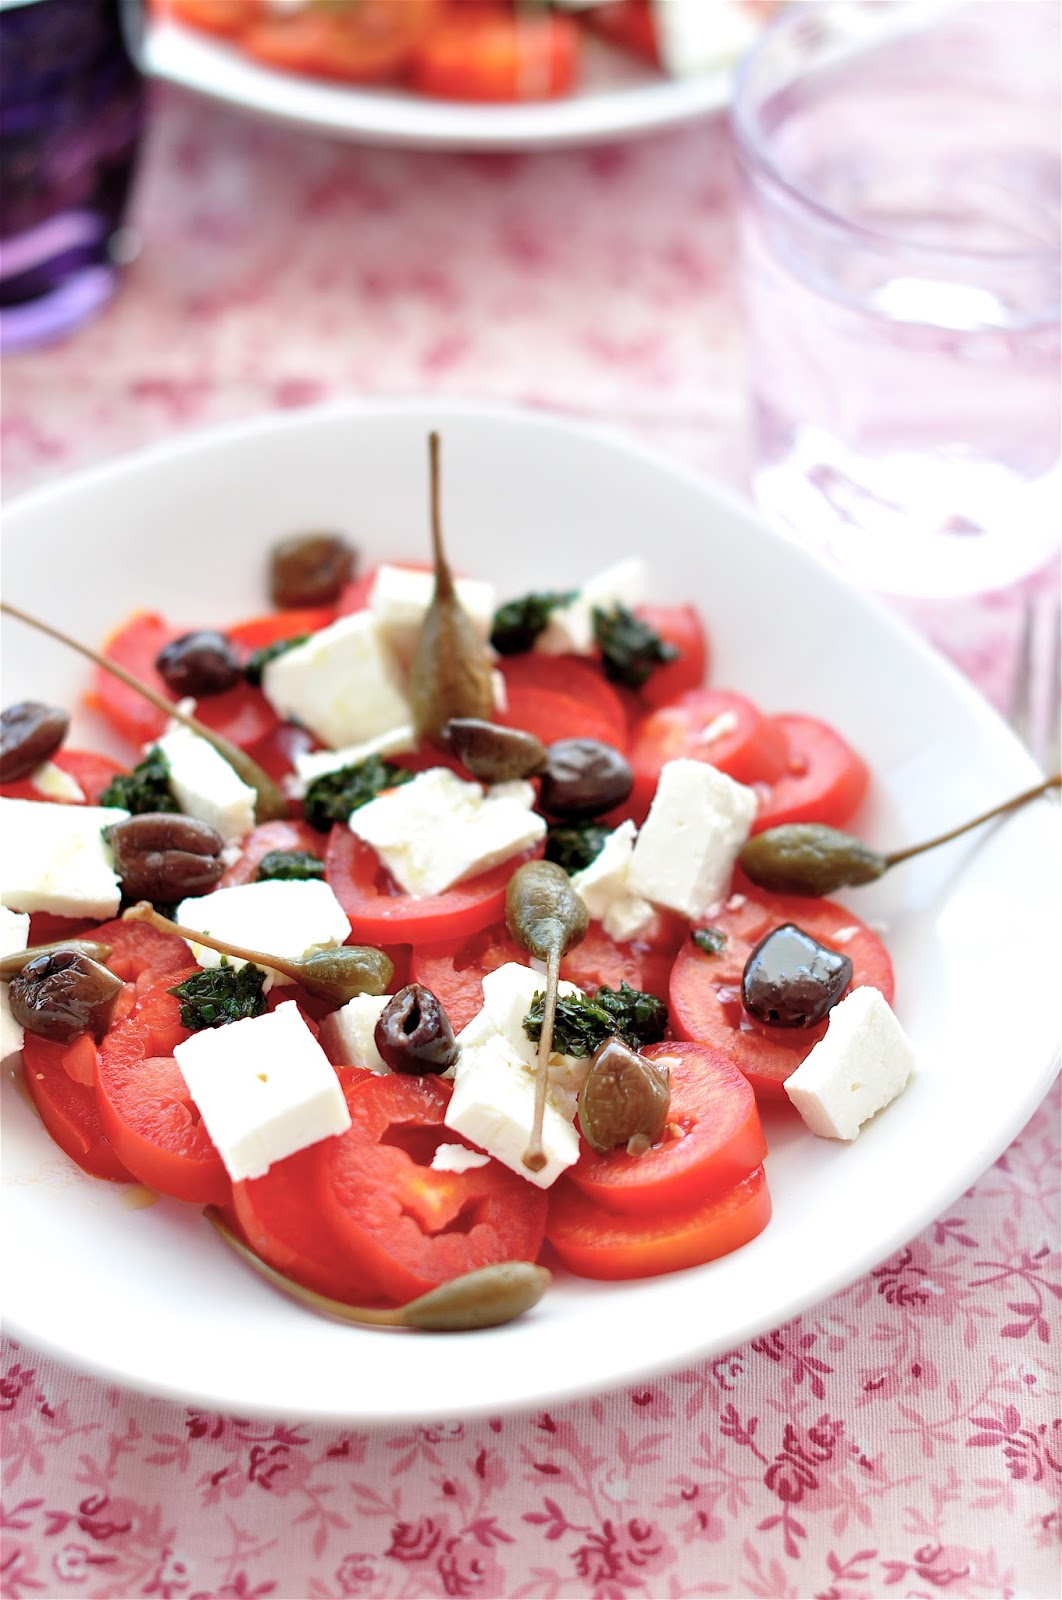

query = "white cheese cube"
[348,767,545,897]
[318,992,392,1072]
[291,725,415,797]
[537,558,647,656]
[654,0,761,78]
[784,987,916,1141]
[431,1143,491,1174]
[479,961,583,1070]
[628,758,757,919]
[1,907,31,1066]
[173,1001,351,1182]
[445,1031,580,1189]
[175,878,350,986]
[261,611,412,750]
[152,726,256,846]
[369,564,496,664]
[30,762,85,803]
[0,797,129,919]
[569,819,656,944]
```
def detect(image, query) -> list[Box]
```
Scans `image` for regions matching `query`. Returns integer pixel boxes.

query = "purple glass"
[0,0,145,351]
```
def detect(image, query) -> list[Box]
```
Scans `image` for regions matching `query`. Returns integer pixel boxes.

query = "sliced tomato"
[20,1034,132,1181]
[27,912,99,945]
[167,0,256,38]
[568,1040,765,1216]
[628,689,788,821]
[219,818,327,888]
[496,685,622,752]
[0,749,127,806]
[226,607,335,655]
[668,889,894,1098]
[750,715,869,833]
[325,826,543,946]
[245,1,439,83]
[317,1074,548,1303]
[634,605,708,710]
[61,1033,100,1087]
[546,1164,771,1281]
[411,11,579,101]
[497,655,628,750]
[91,917,195,985]
[581,0,660,66]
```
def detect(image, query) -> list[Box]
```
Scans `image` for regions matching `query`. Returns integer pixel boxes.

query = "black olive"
[106,813,225,903]
[155,631,243,698]
[538,738,633,819]
[741,922,853,1029]
[446,717,547,782]
[374,984,458,1075]
[9,949,123,1044]
[270,534,355,608]
[0,702,69,781]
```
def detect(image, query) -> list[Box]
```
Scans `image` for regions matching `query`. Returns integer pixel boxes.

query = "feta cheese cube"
[175,878,350,986]
[431,1143,491,1174]
[292,725,415,797]
[348,768,545,897]
[0,797,129,919]
[784,987,916,1141]
[628,759,757,919]
[445,1031,580,1189]
[479,961,582,1065]
[261,611,412,750]
[30,762,85,803]
[1,907,31,1066]
[152,726,256,846]
[537,558,647,656]
[569,820,655,944]
[173,1000,351,1181]
[369,564,496,664]
[318,993,392,1072]
[654,0,761,78]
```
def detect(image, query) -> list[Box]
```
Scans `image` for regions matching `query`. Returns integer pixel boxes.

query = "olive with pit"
[374,984,458,1076]
[446,717,547,782]
[106,813,225,903]
[270,533,355,608]
[537,738,633,819]
[741,922,853,1029]
[9,948,123,1044]
[0,701,69,781]
[155,631,243,698]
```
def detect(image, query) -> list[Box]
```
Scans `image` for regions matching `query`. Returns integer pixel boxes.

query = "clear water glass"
[732,1,1061,597]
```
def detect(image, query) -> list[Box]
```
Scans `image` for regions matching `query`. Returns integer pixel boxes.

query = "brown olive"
[374,984,458,1075]
[0,702,69,781]
[577,1036,670,1154]
[446,717,547,782]
[270,534,356,608]
[106,813,225,903]
[155,631,243,699]
[9,949,123,1044]
[741,922,853,1028]
[538,739,633,819]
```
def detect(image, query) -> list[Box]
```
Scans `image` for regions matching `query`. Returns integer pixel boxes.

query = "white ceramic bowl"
[2,399,1058,1422]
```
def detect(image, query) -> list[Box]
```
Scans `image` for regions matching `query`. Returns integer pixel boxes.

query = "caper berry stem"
[1,939,111,980]
[428,431,455,603]
[525,944,560,1174]
[0,600,290,824]
[883,773,1061,868]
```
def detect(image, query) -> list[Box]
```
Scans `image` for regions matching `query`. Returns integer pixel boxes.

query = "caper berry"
[9,949,123,1044]
[741,922,853,1028]
[538,738,633,820]
[154,631,243,699]
[0,701,68,782]
[446,718,547,782]
[505,859,589,965]
[577,1036,670,1154]
[106,813,225,904]
[740,825,886,898]
[270,533,355,608]
[374,984,458,1075]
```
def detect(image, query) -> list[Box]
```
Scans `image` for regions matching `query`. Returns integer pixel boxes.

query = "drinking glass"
[0,0,145,352]
[732,1,1061,596]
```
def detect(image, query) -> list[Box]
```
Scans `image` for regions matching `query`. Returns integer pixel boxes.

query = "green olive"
[446,717,547,782]
[739,825,887,897]
[577,1036,670,1154]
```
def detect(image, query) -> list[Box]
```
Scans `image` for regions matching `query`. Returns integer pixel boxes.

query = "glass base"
[0,260,117,351]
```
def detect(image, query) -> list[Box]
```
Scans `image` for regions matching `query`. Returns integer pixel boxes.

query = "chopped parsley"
[99,748,178,815]
[544,821,611,875]
[691,927,727,956]
[523,981,668,1059]
[302,754,414,833]
[244,633,309,687]
[255,848,326,883]
[168,962,269,1031]
[490,590,578,656]
[592,604,678,689]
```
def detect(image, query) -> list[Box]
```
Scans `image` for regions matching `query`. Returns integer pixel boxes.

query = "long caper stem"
[0,600,290,823]
[427,430,455,601]
[1,939,112,980]
[523,944,560,1174]
[883,773,1061,868]
[124,901,308,984]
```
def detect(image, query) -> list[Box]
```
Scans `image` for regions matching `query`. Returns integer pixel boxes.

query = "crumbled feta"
[291,725,415,797]
[175,878,350,986]
[318,993,392,1073]
[369,564,496,664]
[430,1143,492,1174]
[784,987,916,1141]
[261,611,411,750]
[348,768,545,897]
[628,759,757,919]
[536,558,647,655]
[0,797,129,919]
[445,1030,581,1190]
[569,819,655,944]
[0,907,31,1066]
[152,726,256,846]
[30,762,85,803]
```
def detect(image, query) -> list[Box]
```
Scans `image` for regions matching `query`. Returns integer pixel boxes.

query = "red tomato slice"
[244,0,439,83]
[27,912,99,945]
[411,12,579,101]
[628,689,788,821]
[546,1164,771,1281]
[219,818,327,888]
[317,1074,548,1303]
[634,605,708,710]
[568,1040,766,1216]
[20,1034,132,1181]
[0,749,127,806]
[92,917,195,985]
[167,0,255,38]
[61,1033,100,1087]
[497,656,628,749]
[582,0,660,65]
[668,889,894,1098]
[325,825,543,946]
[751,715,869,833]
[226,608,335,655]
[496,685,622,752]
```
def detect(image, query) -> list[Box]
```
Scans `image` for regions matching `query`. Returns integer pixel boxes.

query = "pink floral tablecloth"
[1,88,1058,1600]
